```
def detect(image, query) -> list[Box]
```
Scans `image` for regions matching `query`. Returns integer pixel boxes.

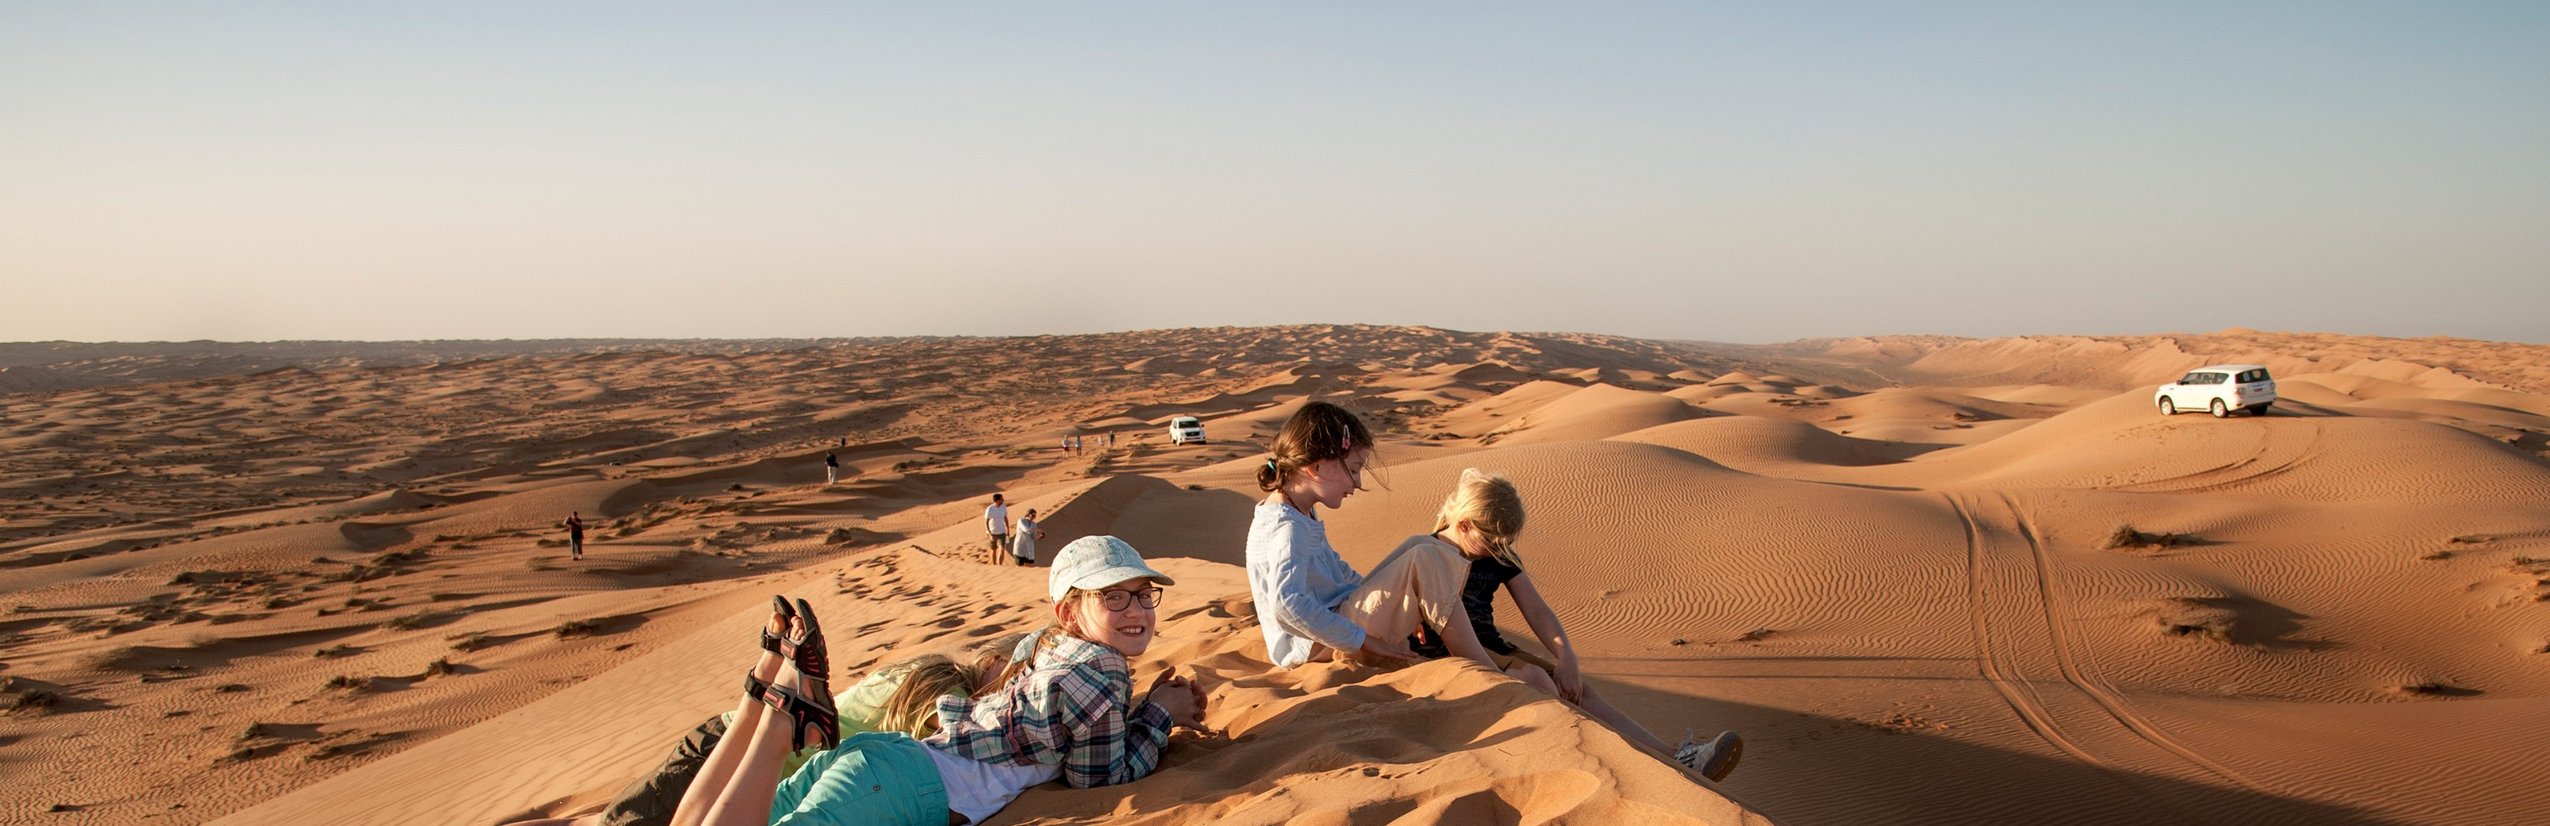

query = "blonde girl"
[1244,400,1497,670]
[1411,468,1743,781]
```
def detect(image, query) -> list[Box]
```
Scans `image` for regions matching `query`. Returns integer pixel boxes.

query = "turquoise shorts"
[767,732,950,826]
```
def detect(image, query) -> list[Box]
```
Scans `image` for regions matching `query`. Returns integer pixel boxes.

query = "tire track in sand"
[2112,420,2326,495]
[1953,492,2271,816]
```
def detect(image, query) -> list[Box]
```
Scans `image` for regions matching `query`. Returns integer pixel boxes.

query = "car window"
[2177,373,2204,384]
[2238,369,2268,382]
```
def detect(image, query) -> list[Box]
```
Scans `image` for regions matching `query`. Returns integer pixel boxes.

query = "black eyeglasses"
[1096,587,1164,611]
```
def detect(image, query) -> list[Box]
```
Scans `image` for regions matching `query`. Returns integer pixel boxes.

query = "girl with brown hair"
[1243,401,1498,670]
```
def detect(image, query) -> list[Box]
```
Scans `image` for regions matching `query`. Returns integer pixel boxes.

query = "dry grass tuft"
[2163,618,2235,642]
[2107,524,2198,550]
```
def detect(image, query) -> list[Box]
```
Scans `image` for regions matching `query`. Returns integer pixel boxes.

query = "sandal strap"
[781,598,831,684]
[762,596,794,654]
[759,682,840,751]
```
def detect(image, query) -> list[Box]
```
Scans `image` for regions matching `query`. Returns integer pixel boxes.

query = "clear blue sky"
[5,3,2545,343]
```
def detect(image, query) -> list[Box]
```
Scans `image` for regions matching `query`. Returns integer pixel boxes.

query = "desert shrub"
[2106,525,2196,550]
[2162,618,2234,642]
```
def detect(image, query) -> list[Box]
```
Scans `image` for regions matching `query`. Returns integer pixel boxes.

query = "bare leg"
[699,662,820,825]
[1504,662,1560,695]
[1569,682,1679,758]
[703,646,826,826]
[670,609,787,826]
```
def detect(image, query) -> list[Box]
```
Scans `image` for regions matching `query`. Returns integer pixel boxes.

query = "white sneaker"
[1673,730,1742,781]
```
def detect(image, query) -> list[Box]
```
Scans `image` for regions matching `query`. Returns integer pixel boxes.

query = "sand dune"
[3,325,2545,825]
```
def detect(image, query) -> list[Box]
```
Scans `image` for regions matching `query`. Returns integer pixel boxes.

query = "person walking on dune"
[984,494,1011,564]
[823,452,839,486]
[565,512,586,561]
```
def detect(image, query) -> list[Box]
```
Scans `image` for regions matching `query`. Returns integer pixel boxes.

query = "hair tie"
[1263,458,1278,473]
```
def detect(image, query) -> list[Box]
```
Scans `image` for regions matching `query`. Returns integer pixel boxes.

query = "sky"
[4,3,2546,344]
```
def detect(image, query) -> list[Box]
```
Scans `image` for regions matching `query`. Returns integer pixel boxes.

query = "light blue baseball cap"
[1047,535,1173,602]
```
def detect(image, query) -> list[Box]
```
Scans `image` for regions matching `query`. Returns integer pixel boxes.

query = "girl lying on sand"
[1405,468,1744,781]
[550,535,1202,826]
[516,631,1027,826]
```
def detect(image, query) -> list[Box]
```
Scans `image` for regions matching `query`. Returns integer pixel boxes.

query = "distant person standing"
[984,494,1011,563]
[565,512,586,561]
[823,451,840,486]
[1011,508,1047,567]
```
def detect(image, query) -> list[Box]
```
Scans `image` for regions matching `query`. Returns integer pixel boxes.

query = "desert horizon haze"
[2,324,2546,825]
[6,4,2548,343]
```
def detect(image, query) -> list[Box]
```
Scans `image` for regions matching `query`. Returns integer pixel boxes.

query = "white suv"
[2156,364,2276,418]
[1168,416,1206,444]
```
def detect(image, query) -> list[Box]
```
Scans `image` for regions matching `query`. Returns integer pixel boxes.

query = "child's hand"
[1148,671,1205,727]
[1356,635,1420,666]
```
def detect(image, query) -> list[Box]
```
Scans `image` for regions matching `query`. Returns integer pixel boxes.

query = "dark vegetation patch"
[2394,680,2482,698]
[2106,524,2201,551]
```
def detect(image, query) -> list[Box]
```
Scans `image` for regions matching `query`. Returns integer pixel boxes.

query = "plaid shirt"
[926,630,1173,788]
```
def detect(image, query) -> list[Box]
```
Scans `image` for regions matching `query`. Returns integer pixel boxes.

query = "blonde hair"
[969,631,1028,679]
[982,590,1098,695]
[1434,468,1525,566]
[871,655,977,738]
[868,632,1032,736]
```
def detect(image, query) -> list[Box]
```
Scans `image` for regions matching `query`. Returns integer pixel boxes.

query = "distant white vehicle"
[1168,416,1207,445]
[2156,364,2276,418]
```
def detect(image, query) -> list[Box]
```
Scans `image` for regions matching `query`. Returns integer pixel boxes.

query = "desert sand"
[3,325,2545,825]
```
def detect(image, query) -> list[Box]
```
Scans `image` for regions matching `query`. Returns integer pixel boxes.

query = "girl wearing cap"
[1405,469,1743,782]
[671,535,1202,825]
[1245,401,1498,671]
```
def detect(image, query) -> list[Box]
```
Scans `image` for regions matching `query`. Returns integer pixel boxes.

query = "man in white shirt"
[984,494,1011,564]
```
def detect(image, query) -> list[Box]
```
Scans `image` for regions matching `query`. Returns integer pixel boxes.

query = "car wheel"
[2209,399,2229,418]
[2158,398,2176,416]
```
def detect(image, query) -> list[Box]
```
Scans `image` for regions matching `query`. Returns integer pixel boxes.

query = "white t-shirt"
[923,743,1059,824]
[984,503,1009,535]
